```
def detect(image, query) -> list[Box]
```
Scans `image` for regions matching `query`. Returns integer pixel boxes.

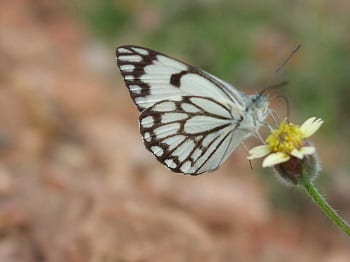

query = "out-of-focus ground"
[0,0,350,261]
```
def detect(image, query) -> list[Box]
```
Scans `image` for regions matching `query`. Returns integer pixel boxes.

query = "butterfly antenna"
[274,43,301,74]
[260,80,289,95]
[260,43,301,95]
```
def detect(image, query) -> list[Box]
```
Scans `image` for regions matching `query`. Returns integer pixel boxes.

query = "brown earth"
[0,1,349,261]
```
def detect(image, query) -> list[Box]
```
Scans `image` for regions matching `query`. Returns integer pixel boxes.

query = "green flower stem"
[302,180,350,237]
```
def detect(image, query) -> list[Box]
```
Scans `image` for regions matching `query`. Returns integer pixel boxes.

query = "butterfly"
[116,45,270,175]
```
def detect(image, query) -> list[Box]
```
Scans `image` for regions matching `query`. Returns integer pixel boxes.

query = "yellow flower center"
[266,120,303,154]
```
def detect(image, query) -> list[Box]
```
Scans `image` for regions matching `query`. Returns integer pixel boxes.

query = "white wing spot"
[135,96,146,105]
[172,140,195,162]
[129,85,142,94]
[151,146,164,157]
[154,123,180,139]
[118,48,132,54]
[191,148,202,161]
[161,113,188,124]
[120,64,135,72]
[154,101,176,112]
[132,47,149,55]
[184,116,229,134]
[180,73,231,101]
[196,133,232,174]
[181,103,201,113]
[163,135,186,151]
[190,97,231,118]
[124,75,135,80]
[141,116,154,128]
[118,55,142,62]
[157,55,188,70]
[202,133,216,147]
[180,161,192,173]
[144,132,152,142]
[195,137,223,171]
[165,159,177,169]
[144,63,183,75]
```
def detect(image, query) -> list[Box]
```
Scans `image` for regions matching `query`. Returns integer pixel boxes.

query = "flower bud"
[273,141,321,186]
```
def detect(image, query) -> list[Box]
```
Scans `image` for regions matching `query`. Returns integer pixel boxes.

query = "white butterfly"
[116,45,270,175]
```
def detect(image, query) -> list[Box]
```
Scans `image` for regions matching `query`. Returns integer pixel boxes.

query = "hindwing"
[139,96,250,174]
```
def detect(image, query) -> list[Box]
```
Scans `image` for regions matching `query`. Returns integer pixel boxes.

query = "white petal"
[300,117,324,138]
[247,145,270,160]
[262,152,290,167]
[291,149,304,159]
[300,146,315,155]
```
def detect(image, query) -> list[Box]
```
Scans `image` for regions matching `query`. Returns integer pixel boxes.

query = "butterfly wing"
[116,45,246,111]
[116,45,258,175]
[139,96,252,174]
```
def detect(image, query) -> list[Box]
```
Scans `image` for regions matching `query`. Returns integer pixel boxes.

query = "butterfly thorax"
[240,94,269,131]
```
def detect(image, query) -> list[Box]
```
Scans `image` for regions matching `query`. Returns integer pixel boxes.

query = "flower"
[248,117,323,168]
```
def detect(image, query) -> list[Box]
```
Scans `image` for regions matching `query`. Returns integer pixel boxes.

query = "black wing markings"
[116,45,245,111]
[139,96,244,174]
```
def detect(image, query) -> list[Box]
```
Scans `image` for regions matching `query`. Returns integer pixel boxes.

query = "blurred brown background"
[0,0,350,261]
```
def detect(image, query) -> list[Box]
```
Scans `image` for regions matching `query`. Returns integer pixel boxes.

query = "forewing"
[139,96,249,175]
[116,45,246,111]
